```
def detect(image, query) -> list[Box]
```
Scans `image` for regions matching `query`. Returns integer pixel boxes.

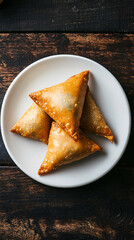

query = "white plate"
[1,55,131,188]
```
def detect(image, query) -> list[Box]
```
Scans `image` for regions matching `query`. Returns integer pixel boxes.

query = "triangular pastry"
[80,88,113,142]
[10,102,51,144]
[29,71,89,141]
[38,122,101,175]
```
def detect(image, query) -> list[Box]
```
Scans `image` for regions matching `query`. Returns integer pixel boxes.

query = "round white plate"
[1,55,131,188]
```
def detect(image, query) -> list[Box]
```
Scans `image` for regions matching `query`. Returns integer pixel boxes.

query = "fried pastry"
[80,88,113,142]
[10,102,51,144]
[38,122,101,175]
[29,71,89,141]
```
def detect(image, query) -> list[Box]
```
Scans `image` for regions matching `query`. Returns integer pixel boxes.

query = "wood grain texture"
[0,167,134,239]
[0,0,133,32]
[0,33,133,166]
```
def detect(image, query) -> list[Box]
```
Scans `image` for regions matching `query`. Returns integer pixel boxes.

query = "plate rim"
[1,54,131,188]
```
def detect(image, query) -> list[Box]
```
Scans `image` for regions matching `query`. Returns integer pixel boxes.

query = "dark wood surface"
[0,0,133,32]
[0,1,134,238]
[0,33,134,239]
[0,167,134,240]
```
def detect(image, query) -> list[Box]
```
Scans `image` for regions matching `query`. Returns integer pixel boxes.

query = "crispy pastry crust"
[29,71,89,141]
[10,102,52,144]
[38,122,101,175]
[80,88,113,143]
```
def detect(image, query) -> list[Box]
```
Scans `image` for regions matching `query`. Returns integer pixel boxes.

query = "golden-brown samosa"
[38,122,101,175]
[80,88,113,142]
[10,102,51,144]
[29,71,89,141]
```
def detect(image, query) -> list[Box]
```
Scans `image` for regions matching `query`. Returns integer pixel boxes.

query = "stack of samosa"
[11,71,113,175]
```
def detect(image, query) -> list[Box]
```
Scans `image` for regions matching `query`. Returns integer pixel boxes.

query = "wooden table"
[0,1,134,239]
